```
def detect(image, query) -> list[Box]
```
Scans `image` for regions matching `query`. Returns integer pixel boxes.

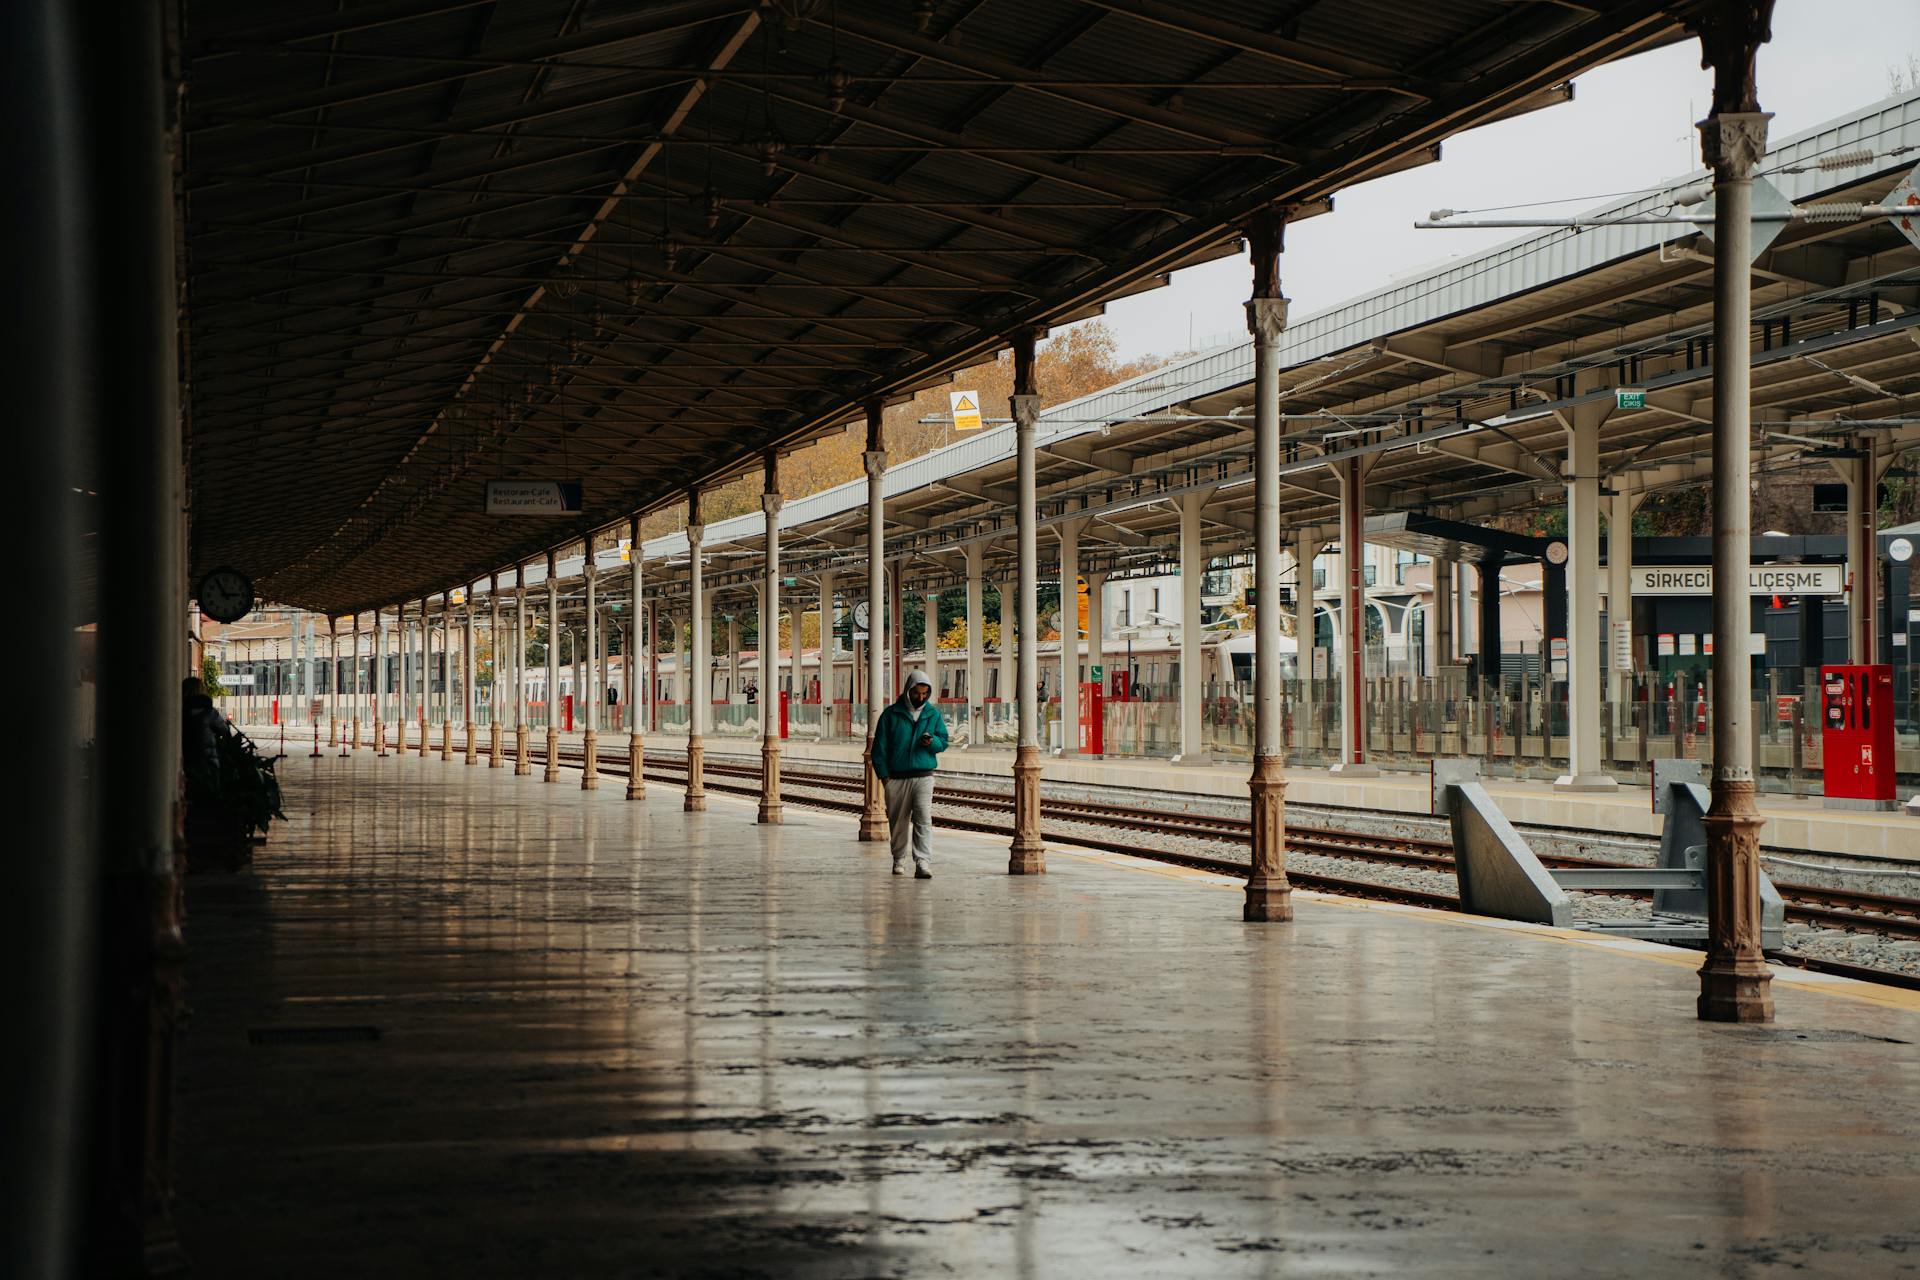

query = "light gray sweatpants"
[884,775,934,869]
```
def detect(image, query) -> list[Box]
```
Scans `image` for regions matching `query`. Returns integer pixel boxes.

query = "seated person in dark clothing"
[182,675,230,797]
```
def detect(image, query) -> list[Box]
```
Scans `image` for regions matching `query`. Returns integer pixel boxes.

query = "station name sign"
[1626,564,1842,597]
[486,479,583,516]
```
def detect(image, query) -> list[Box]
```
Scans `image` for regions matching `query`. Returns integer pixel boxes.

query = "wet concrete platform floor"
[176,751,1920,1277]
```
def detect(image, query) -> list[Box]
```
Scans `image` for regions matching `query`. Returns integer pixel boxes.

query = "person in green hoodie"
[872,668,948,878]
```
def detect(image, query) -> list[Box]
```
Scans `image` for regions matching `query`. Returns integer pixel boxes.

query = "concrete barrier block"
[1448,781,1572,928]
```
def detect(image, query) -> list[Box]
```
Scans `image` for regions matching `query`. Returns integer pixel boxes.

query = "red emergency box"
[1820,664,1896,809]
[1077,681,1104,755]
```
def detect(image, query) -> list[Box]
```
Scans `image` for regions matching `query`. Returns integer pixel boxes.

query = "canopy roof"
[181,0,1696,613]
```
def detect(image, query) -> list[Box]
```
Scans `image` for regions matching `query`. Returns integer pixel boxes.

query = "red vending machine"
[1820,664,1896,810]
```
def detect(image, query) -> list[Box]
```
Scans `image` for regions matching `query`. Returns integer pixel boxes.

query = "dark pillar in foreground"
[83,0,189,1266]
[8,1,101,1273]
[1690,0,1776,1023]
[1244,208,1294,922]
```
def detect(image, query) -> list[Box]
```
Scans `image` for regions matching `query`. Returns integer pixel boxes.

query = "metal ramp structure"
[1434,759,1785,950]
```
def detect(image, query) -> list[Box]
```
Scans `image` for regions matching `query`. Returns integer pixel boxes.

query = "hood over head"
[901,668,932,695]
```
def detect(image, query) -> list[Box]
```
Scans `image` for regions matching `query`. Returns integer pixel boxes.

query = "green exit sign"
[1615,389,1646,410]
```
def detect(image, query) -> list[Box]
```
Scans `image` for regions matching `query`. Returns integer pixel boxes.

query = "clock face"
[853,600,871,630]
[198,567,254,624]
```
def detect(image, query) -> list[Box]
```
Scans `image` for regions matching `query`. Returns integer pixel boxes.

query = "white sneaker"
[891,861,906,876]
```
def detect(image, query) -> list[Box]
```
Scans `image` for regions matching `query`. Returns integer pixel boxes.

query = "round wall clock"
[197,567,255,624]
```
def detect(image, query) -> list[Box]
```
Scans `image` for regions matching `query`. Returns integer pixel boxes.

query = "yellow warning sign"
[949,390,983,432]
[618,538,632,563]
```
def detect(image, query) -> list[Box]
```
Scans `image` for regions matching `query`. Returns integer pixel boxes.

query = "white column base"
[1554,773,1619,793]
[1328,761,1380,777]
[1907,793,1920,816]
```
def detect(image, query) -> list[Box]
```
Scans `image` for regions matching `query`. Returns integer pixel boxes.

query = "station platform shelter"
[173,749,1920,1277]
[32,1,1920,1276]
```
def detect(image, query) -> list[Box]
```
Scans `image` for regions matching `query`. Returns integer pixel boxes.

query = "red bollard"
[310,722,322,758]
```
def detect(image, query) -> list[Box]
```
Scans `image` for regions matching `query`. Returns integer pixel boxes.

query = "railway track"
[435,735,1920,989]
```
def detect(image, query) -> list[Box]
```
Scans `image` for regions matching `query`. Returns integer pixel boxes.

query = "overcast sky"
[1099,0,1920,361]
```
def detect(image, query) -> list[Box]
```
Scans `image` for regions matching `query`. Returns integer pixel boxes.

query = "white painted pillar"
[1332,459,1376,775]
[817,570,836,738]
[1608,491,1637,707]
[462,593,476,763]
[1296,530,1317,744]
[999,575,1016,724]
[1175,489,1214,763]
[964,543,985,746]
[726,609,740,704]
[327,619,340,746]
[396,599,410,747]
[1057,517,1084,755]
[922,587,940,686]
[544,556,560,778]
[763,502,783,740]
[1558,381,1615,791]
[787,604,800,705]
[513,575,526,731]
[599,609,611,718]
[350,613,363,749]
[1084,571,1106,755]
[671,612,686,714]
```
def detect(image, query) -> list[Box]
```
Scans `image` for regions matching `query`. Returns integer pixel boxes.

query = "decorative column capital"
[862,449,886,479]
[1697,111,1771,178]
[1010,393,1040,428]
[685,522,704,550]
[1244,296,1289,344]
[762,492,784,517]
[582,559,596,581]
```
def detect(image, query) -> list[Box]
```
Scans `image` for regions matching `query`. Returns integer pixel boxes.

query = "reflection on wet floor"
[174,751,1920,1278]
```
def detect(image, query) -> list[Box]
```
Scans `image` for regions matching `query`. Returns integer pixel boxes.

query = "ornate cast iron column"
[1244,208,1294,921]
[859,402,891,842]
[1690,0,1776,1023]
[1009,330,1047,874]
[760,451,785,824]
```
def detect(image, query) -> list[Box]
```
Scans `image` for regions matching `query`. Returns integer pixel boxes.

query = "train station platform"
[175,749,1920,1277]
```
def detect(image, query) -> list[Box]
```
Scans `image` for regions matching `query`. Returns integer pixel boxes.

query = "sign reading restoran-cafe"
[1624,564,1844,597]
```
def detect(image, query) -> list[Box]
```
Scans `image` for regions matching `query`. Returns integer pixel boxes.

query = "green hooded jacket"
[871,694,949,780]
